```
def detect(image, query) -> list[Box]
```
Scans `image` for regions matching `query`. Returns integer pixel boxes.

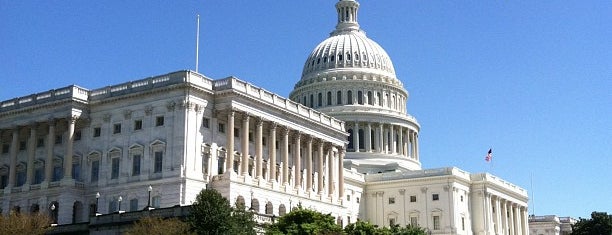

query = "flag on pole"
[485,148,492,162]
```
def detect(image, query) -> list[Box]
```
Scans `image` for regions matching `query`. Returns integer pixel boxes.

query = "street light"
[95,192,100,215]
[118,196,123,212]
[146,185,153,210]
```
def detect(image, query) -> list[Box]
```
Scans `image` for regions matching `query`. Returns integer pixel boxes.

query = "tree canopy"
[571,211,612,235]
[125,216,193,235]
[344,220,426,235]
[0,212,51,235]
[188,188,256,235]
[265,206,343,235]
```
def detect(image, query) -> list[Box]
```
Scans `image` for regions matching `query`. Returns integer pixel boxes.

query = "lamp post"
[118,196,123,212]
[146,185,153,210]
[95,192,100,215]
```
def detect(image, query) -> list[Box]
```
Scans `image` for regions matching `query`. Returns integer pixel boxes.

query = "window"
[1,144,8,154]
[132,154,141,176]
[74,130,82,141]
[91,160,99,182]
[347,195,351,201]
[37,138,44,148]
[309,94,314,108]
[432,194,439,201]
[337,91,342,105]
[19,141,26,150]
[327,92,332,105]
[72,162,80,180]
[202,118,210,128]
[410,217,418,226]
[367,91,373,105]
[389,218,395,226]
[388,197,395,204]
[249,132,253,142]
[113,124,121,134]
[356,197,360,203]
[111,158,120,179]
[410,195,417,202]
[218,123,225,133]
[129,199,138,212]
[347,91,353,104]
[93,127,101,137]
[55,135,62,144]
[460,195,464,202]
[433,216,440,230]
[152,196,161,208]
[262,137,267,146]
[234,128,239,137]
[134,120,143,130]
[52,164,62,181]
[461,217,465,230]
[317,93,322,107]
[154,151,163,173]
[0,174,7,189]
[357,91,363,104]
[109,201,117,213]
[34,167,43,184]
[155,116,164,126]
[16,168,26,186]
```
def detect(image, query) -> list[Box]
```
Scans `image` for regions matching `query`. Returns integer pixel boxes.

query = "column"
[521,207,529,235]
[241,114,249,176]
[255,118,263,179]
[306,136,313,192]
[317,141,324,194]
[495,197,503,235]
[282,127,289,185]
[294,132,301,189]
[269,123,277,183]
[378,124,384,153]
[338,147,345,198]
[501,200,508,235]
[397,127,403,156]
[7,126,18,188]
[513,204,521,235]
[414,132,419,160]
[365,123,372,152]
[45,120,55,183]
[353,122,359,152]
[327,148,334,197]
[226,111,235,172]
[63,116,76,181]
[25,124,37,186]
[383,125,388,154]
[409,131,414,158]
[390,125,395,154]
[508,203,515,235]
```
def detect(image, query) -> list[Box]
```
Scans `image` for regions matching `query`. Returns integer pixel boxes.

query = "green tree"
[125,216,193,235]
[571,211,612,235]
[344,220,426,235]
[266,206,343,235]
[0,212,51,235]
[188,188,256,235]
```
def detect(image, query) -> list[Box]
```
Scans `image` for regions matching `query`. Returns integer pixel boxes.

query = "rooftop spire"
[332,0,362,35]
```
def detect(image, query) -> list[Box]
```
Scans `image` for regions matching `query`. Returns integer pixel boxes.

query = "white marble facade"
[0,0,529,234]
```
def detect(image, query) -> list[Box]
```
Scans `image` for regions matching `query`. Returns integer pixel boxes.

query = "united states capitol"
[0,1,530,234]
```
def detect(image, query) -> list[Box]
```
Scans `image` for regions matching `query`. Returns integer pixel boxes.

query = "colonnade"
[222,110,345,197]
[488,194,529,235]
[347,121,418,160]
[0,116,78,192]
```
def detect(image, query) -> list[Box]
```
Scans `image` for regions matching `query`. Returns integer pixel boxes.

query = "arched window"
[367,91,373,105]
[355,51,359,60]
[330,55,335,62]
[326,92,332,106]
[337,91,342,105]
[347,91,353,105]
[302,96,306,106]
[279,204,287,216]
[265,202,273,215]
[251,199,260,213]
[236,196,245,209]
[309,94,314,108]
[357,91,363,105]
[371,129,376,148]
[358,129,365,150]
[346,52,351,61]
[317,93,322,107]
[378,92,382,106]
[338,54,343,61]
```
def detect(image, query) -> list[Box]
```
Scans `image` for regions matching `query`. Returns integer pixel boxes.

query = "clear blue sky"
[1,1,610,219]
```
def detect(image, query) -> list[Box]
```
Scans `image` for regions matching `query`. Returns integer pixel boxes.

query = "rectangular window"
[74,130,82,141]
[37,138,45,148]
[53,165,62,181]
[1,144,8,154]
[155,116,164,126]
[152,196,161,208]
[111,158,120,179]
[249,132,253,142]
[154,151,163,173]
[72,163,80,180]
[388,197,395,204]
[0,175,7,189]
[347,195,351,201]
[356,197,360,203]
[218,123,225,133]
[432,194,439,201]
[134,120,143,130]
[202,118,210,128]
[91,160,99,182]
[129,199,138,212]
[132,155,141,176]
[93,127,101,137]
[55,135,62,144]
[410,217,418,227]
[410,195,417,202]
[262,137,267,146]
[109,201,117,213]
[234,128,239,137]
[389,218,395,227]
[16,171,26,186]
[433,216,440,230]
[113,124,122,134]
[461,217,465,230]
[34,168,44,184]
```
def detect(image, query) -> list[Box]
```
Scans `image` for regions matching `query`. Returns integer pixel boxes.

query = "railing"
[0,85,89,112]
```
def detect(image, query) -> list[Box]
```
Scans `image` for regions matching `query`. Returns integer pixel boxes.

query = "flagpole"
[195,14,200,73]
[530,172,535,216]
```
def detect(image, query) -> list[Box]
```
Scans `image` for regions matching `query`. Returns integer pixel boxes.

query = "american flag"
[485,148,492,162]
